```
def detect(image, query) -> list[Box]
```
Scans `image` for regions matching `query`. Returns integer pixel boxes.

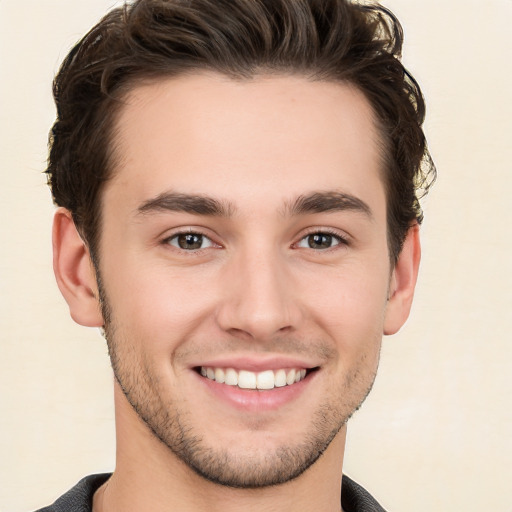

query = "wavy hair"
[47,0,436,263]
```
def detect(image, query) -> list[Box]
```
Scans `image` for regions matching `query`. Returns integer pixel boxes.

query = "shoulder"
[341,475,388,512]
[33,474,111,512]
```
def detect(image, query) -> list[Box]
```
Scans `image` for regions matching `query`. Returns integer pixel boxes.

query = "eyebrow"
[137,192,236,217]
[284,191,373,218]
[136,190,372,219]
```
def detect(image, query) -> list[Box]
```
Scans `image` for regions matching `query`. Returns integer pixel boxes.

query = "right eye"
[166,232,215,251]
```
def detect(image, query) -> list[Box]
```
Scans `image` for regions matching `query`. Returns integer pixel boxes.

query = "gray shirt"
[34,473,387,512]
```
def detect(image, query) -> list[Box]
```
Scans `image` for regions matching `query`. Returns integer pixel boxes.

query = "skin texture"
[53,73,420,512]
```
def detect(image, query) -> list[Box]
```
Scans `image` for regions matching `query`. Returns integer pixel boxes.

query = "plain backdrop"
[1,0,511,510]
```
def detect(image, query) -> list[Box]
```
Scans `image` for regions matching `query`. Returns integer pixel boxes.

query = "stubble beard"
[98,281,379,489]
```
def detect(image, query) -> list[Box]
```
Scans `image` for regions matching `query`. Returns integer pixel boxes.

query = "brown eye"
[308,234,333,249]
[297,232,343,250]
[168,233,214,250]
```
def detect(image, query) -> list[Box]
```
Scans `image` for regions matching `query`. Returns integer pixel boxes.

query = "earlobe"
[52,208,103,327]
[383,224,421,335]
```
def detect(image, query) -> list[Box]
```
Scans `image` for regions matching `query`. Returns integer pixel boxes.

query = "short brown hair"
[47,0,435,263]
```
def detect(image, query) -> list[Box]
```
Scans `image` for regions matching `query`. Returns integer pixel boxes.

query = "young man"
[40,0,435,510]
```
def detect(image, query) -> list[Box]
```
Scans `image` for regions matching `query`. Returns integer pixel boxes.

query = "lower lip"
[195,371,316,412]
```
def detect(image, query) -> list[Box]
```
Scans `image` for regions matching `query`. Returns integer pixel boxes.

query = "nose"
[215,247,302,341]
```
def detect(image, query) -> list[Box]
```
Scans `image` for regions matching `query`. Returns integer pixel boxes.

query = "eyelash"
[295,229,349,251]
[163,229,220,252]
[161,228,349,253]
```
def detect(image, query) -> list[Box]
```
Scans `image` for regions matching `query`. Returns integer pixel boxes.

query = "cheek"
[103,258,219,345]
[306,266,389,348]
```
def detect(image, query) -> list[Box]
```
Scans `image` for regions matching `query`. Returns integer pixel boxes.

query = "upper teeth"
[200,367,307,390]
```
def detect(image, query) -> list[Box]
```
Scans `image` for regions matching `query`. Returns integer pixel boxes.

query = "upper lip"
[191,356,320,372]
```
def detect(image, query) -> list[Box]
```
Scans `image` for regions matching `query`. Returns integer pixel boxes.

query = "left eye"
[297,232,343,250]
[167,233,215,250]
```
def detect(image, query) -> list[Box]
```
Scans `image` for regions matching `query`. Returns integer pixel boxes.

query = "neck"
[94,385,346,512]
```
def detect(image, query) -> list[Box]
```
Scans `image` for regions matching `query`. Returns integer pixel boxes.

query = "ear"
[52,208,103,327]
[383,223,421,335]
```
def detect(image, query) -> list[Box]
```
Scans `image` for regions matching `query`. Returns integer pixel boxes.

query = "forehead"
[106,73,385,216]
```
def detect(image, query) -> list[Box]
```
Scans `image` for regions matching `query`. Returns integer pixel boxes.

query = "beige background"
[1,0,511,510]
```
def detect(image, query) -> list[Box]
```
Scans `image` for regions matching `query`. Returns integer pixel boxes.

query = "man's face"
[97,73,394,487]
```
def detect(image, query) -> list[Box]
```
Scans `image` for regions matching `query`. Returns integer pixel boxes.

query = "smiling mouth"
[197,366,318,390]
